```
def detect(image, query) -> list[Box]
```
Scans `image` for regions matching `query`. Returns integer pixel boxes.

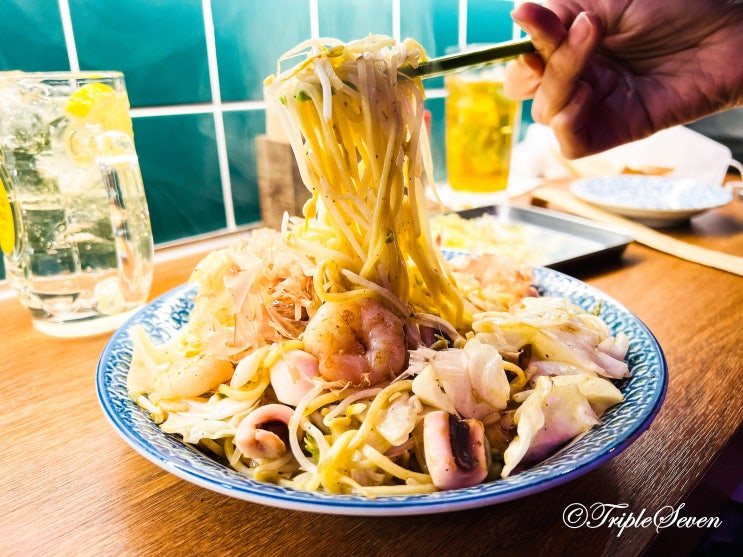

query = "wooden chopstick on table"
[531,185,743,277]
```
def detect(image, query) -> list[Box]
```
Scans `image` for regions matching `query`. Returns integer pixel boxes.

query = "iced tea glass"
[0,71,153,337]
[445,61,521,193]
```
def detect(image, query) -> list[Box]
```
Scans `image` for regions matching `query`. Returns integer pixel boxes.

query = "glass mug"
[445,59,521,193]
[0,71,153,337]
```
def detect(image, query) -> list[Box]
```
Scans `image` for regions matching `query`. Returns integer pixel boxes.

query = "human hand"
[505,0,743,158]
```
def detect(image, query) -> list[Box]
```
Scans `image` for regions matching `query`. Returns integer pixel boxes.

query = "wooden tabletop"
[2,191,742,557]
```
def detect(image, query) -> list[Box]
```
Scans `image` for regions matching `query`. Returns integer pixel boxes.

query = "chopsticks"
[531,185,743,277]
[401,38,535,80]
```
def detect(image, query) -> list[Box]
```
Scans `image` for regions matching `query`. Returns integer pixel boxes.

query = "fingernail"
[569,12,593,46]
[510,8,528,29]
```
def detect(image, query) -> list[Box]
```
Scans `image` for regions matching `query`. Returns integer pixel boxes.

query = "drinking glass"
[0,71,154,337]
[445,59,521,193]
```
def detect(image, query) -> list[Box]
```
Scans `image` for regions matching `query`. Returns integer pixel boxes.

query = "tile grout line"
[458,0,468,50]
[202,0,236,231]
[392,0,401,42]
[309,0,320,39]
[425,88,447,99]
[130,100,266,118]
[57,0,80,72]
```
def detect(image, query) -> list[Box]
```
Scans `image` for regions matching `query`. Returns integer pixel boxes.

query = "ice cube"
[0,109,49,153]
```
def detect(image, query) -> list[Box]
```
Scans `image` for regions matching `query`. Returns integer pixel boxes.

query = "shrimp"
[302,297,407,386]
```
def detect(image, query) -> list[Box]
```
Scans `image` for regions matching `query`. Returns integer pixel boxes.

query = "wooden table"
[2,193,742,557]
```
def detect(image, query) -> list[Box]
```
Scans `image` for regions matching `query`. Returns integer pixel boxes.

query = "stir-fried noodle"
[128,36,630,496]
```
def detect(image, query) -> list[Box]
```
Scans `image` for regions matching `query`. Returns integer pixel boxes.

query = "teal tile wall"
[0,1,69,71]
[319,0,393,41]
[133,114,226,243]
[224,110,265,226]
[425,96,448,183]
[411,0,459,58]
[213,0,311,102]
[69,0,212,107]
[402,0,456,90]
[0,0,518,281]
[468,0,516,43]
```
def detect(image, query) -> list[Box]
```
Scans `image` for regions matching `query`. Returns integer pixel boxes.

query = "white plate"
[570,176,732,226]
[96,268,667,516]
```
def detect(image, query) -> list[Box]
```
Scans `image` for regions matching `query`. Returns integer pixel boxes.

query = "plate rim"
[96,268,667,516]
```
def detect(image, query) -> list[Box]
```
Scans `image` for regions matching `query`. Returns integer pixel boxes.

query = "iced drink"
[445,67,520,193]
[0,72,153,337]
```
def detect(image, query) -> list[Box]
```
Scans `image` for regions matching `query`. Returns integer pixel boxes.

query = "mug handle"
[94,131,154,303]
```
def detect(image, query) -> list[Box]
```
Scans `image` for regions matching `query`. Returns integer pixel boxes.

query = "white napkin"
[515,123,736,187]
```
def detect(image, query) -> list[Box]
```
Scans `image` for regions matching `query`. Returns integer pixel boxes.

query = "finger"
[505,2,569,99]
[503,54,544,99]
[550,81,595,159]
[531,11,602,124]
[511,2,567,59]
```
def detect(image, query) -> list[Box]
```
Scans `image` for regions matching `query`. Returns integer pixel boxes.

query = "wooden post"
[255,135,310,229]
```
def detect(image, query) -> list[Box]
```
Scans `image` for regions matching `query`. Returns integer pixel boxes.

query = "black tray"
[452,204,634,271]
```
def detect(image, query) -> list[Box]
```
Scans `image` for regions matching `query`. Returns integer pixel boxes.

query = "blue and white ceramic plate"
[570,175,732,226]
[96,268,667,516]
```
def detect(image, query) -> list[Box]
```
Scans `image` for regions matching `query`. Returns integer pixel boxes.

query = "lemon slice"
[0,174,15,254]
[66,82,133,135]
[66,82,116,119]
[64,82,134,164]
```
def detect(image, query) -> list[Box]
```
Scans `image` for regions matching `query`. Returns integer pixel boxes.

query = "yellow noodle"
[304,389,353,415]
[358,483,439,497]
[135,394,166,423]
[262,339,304,369]
[340,269,411,316]
[322,388,380,426]
[360,445,432,484]
[217,370,269,402]
[316,429,357,493]
[265,35,470,330]
[200,437,225,459]
[288,383,326,474]
[503,361,527,393]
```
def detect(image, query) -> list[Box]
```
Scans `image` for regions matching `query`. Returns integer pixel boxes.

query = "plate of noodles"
[96,265,666,516]
[97,35,666,515]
